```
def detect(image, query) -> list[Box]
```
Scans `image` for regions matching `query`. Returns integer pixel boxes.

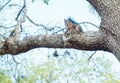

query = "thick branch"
[87,0,120,62]
[64,30,108,51]
[0,30,108,55]
[87,0,120,38]
[87,0,119,18]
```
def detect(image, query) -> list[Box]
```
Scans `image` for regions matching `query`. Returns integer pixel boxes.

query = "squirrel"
[64,18,82,33]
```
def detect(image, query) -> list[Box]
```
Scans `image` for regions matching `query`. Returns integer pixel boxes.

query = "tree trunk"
[87,0,120,61]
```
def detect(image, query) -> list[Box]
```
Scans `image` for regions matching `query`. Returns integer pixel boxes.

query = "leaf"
[42,0,49,5]
[32,0,35,3]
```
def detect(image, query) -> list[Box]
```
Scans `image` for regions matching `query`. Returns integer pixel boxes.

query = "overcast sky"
[26,0,101,31]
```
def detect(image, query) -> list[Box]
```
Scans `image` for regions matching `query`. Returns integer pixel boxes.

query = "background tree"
[0,53,120,83]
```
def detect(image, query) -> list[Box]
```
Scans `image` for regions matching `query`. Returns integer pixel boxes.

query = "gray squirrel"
[64,18,83,33]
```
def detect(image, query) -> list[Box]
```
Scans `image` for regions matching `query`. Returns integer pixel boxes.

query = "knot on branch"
[62,29,82,47]
[2,21,21,54]
[65,29,78,37]
[4,38,19,53]
[63,29,80,41]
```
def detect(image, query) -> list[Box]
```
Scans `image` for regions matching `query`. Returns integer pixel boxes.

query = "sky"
[26,0,101,32]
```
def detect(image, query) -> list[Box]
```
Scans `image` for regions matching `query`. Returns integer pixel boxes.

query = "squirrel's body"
[64,18,82,33]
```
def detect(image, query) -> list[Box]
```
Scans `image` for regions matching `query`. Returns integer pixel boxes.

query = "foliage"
[0,54,119,83]
[42,0,49,5]
[0,68,12,83]
[16,56,120,83]
[32,0,50,5]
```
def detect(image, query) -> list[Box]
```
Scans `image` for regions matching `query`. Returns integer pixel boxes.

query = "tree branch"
[0,0,11,11]
[87,0,119,18]
[87,0,120,38]
[0,30,109,55]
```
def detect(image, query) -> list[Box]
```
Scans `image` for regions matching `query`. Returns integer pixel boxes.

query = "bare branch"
[6,0,27,48]
[79,22,100,29]
[53,28,65,34]
[11,55,27,64]
[12,55,20,64]
[9,4,21,7]
[27,15,64,34]
[88,51,96,61]
[27,16,48,29]
[9,21,21,40]
[0,0,11,11]
[0,25,16,29]
[15,0,27,22]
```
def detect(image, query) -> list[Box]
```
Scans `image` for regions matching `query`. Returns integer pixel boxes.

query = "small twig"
[0,0,11,11]
[15,7,24,21]
[26,16,42,26]
[15,0,26,22]
[26,16,46,26]
[0,33,7,39]
[0,25,16,29]
[53,28,65,34]
[22,0,27,22]
[27,16,51,30]
[88,51,96,61]
[9,0,26,42]
[12,55,27,64]
[27,16,64,33]
[12,55,20,64]
[79,22,99,29]
[9,4,21,7]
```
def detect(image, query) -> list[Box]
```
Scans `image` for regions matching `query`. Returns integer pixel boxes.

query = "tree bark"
[0,0,120,62]
[87,0,120,61]
[0,31,107,55]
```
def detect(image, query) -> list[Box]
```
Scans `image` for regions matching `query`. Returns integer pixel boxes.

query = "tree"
[0,0,120,62]
[9,56,120,83]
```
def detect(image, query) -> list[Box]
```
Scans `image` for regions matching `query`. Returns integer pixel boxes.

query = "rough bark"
[87,0,120,61]
[0,31,107,55]
[0,0,120,62]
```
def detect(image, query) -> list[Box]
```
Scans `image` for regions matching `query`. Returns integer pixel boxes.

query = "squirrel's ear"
[64,19,67,24]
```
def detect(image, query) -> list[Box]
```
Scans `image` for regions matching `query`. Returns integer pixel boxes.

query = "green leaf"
[42,0,49,5]
[32,0,35,3]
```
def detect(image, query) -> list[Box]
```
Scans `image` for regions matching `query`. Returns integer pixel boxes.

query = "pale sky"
[26,0,101,32]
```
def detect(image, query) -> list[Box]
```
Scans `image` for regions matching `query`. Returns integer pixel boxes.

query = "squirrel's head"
[64,18,82,33]
[64,19,75,30]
